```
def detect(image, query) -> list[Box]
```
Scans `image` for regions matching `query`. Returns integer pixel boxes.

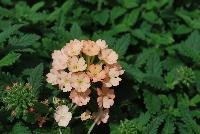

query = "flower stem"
[71,105,78,113]
[97,0,103,11]
[87,112,101,134]
[87,121,96,134]
[59,128,62,134]
[90,56,95,64]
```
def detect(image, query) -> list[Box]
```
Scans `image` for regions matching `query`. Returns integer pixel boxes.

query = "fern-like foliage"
[27,63,44,94]
[0,52,21,67]
[0,24,24,43]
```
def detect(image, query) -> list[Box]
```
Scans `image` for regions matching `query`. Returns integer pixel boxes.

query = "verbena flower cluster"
[46,39,124,127]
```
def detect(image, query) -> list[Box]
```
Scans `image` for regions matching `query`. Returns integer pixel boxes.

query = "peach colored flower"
[59,71,72,92]
[54,105,72,127]
[96,39,108,50]
[80,110,91,121]
[97,87,115,108]
[71,72,91,92]
[103,65,124,87]
[68,56,87,72]
[46,69,60,85]
[62,39,83,56]
[98,48,118,64]
[82,40,100,56]
[69,89,91,106]
[52,50,68,70]
[87,64,106,82]
[92,109,109,125]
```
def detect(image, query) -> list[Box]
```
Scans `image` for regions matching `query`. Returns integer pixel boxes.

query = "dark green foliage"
[0,52,21,67]
[1,83,37,119]
[0,0,200,133]
[9,123,31,134]
[27,63,44,94]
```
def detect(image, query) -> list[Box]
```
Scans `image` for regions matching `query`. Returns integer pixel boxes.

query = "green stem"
[87,112,101,134]
[97,0,103,11]
[86,56,90,65]
[71,105,78,113]
[90,56,95,64]
[59,128,62,134]
[87,121,96,134]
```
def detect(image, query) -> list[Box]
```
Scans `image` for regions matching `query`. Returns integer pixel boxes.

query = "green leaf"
[147,33,174,46]
[93,10,109,25]
[136,112,151,131]
[175,9,200,29]
[104,23,130,36]
[162,119,175,134]
[121,0,138,9]
[110,6,126,23]
[10,34,40,47]
[9,123,31,134]
[31,2,44,12]
[0,52,21,67]
[143,11,162,24]
[190,95,200,106]
[70,23,83,39]
[0,24,23,43]
[143,91,161,114]
[179,106,200,134]
[142,114,165,134]
[123,8,140,26]
[194,70,200,93]
[28,63,44,93]
[176,31,200,64]
[109,34,130,58]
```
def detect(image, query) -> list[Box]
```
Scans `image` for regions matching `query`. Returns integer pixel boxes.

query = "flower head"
[97,87,115,108]
[80,110,91,121]
[54,105,72,127]
[82,40,100,56]
[47,39,124,126]
[87,64,106,82]
[69,89,91,106]
[96,39,107,50]
[68,56,87,72]
[46,69,61,85]
[103,65,124,87]
[59,71,72,92]
[71,72,90,92]
[98,49,118,64]
[52,50,68,70]
[62,39,83,57]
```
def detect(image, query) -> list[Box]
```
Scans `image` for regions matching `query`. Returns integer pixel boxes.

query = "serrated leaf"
[70,23,83,39]
[110,34,130,58]
[143,11,162,24]
[123,8,140,26]
[93,10,109,25]
[110,6,126,23]
[0,52,21,67]
[143,91,161,114]
[143,114,165,134]
[136,112,151,131]
[162,119,175,134]
[11,34,40,47]
[28,63,43,94]
[0,24,23,43]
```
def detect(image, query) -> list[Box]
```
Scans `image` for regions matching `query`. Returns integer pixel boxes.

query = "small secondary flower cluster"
[47,39,124,127]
